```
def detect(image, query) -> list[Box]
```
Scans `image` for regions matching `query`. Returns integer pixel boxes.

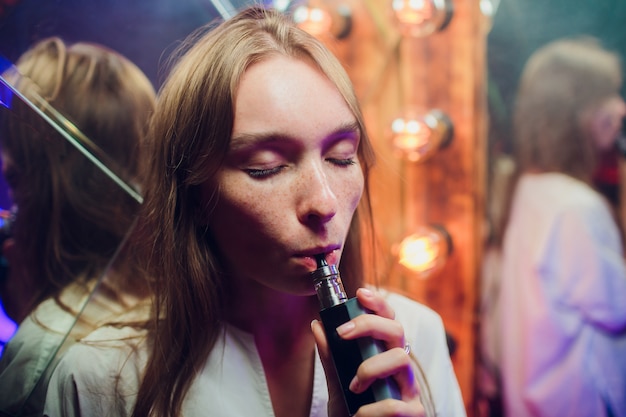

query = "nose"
[296,161,338,228]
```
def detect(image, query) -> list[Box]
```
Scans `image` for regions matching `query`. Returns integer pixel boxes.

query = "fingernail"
[310,319,319,329]
[349,375,360,392]
[359,288,373,298]
[336,321,355,335]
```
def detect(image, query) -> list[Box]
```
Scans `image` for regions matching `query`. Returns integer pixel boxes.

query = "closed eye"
[327,158,356,167]
[245,165,286,178]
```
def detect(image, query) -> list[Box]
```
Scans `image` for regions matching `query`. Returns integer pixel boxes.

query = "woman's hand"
[311,287,426,417]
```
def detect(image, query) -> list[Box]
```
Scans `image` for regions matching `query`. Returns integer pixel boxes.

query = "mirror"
[0,61,145,416]
[479,1,626,414]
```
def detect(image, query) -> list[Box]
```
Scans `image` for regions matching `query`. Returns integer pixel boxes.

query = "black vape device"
[311,255,401,415]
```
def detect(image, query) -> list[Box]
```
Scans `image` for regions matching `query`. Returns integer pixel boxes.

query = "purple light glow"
[0,306,16,354]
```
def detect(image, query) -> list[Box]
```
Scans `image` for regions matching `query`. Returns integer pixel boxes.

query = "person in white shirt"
[493,37,626,417]
[44,7,466,417]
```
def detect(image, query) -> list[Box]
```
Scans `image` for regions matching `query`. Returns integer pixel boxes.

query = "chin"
[280,277,318,298]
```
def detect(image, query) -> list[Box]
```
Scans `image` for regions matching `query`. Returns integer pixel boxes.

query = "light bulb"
[391,0,453,37]
[394,224,452,278]
[479,0,499,32]
[390,109,453,162]
[292,4,352,39]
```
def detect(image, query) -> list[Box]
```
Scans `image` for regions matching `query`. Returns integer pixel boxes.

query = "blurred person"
[44,7,466,417]
[0,37,155,416]
[493,37,626,417]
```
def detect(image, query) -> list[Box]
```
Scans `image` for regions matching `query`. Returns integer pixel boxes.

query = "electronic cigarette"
[311,255,401,415]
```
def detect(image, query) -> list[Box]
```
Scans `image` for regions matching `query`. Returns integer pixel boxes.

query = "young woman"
[0,37,155,416]
[45,7,466,417]
[494,37,626,416]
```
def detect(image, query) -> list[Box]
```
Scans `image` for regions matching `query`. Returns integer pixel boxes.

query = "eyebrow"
[229,121,361,152]
[325,121,361,143]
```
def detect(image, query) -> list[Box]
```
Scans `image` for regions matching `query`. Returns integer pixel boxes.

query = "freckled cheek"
[203,176,251,224]
[212,181,289,235]
[342,174,364,215]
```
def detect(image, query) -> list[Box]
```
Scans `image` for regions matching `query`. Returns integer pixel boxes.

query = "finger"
[335,313,406,349]
[349,347,420,399]
[311,319,332,371]
[311,319,349,415]
[354,397,426,417]
[356,288,395,320]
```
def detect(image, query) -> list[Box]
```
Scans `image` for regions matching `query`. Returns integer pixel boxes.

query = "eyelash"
[246,166,285,178]
[245,158,356,179]
[328,157,356,167]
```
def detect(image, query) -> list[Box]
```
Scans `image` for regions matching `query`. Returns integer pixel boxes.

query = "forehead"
[232,55,356,142]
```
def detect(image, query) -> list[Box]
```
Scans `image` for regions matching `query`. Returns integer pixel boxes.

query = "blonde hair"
[0,37,156,317]
[513,37,622,180]
[133,6,376,417]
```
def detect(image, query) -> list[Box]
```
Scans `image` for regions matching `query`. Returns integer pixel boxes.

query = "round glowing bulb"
[389,110,453,162]
[394,225,452,278]
[293,5,333,37]
[391,0,452,37]
[391,117,432,161]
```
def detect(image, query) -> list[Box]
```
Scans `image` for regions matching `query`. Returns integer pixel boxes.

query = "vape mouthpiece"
[315,254,328,269]
[311,254,335,283]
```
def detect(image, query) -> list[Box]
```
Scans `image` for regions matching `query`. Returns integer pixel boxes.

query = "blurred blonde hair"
[0,37,155,317]
[513,36,621,181]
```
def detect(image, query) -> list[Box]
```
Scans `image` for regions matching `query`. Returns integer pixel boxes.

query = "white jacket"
[498,173,626,417]
[44,292,466,417]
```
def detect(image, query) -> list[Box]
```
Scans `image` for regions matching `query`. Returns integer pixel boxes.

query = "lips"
[295,247,340,270]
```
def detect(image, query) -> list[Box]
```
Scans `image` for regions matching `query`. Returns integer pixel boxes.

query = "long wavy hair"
[132,6,376,417]
[0,37,156,319]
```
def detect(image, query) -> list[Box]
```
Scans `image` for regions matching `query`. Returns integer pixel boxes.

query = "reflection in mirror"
[0,67,143,205]
[480,2,626,415]
[0,38,155,416]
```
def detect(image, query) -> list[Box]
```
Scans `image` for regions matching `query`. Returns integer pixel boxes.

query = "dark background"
[0,0,238,88]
